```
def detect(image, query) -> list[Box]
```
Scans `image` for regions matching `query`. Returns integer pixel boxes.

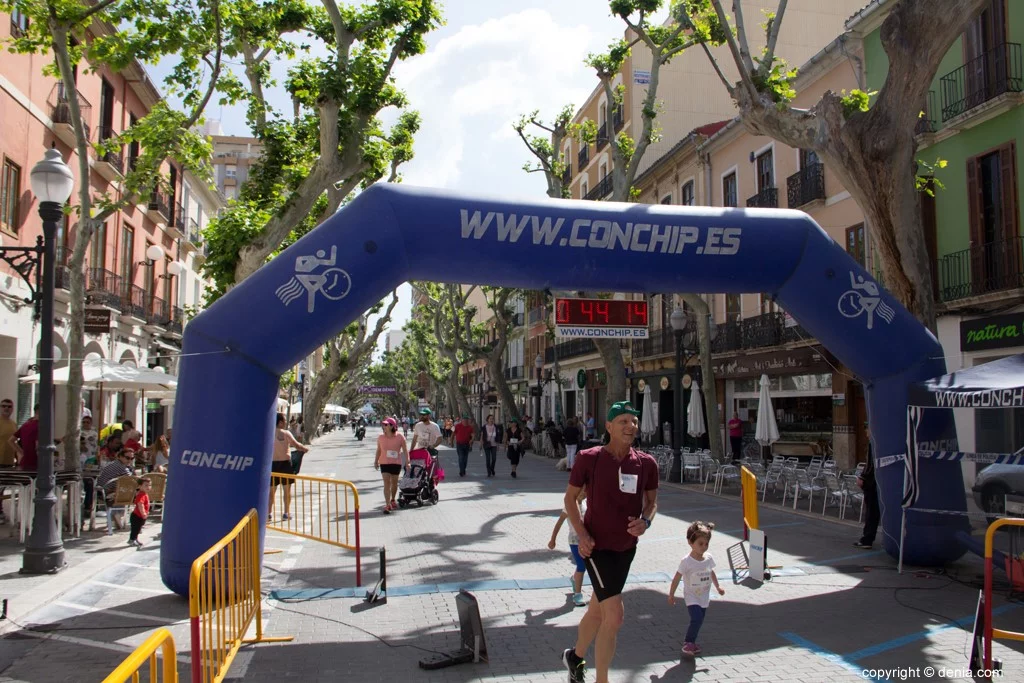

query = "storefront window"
[733,373,832,394]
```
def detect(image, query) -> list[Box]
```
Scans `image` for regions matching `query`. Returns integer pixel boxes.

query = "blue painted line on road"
[779,631,890,682]
[844,603,1020,661]
[270,572,674,602]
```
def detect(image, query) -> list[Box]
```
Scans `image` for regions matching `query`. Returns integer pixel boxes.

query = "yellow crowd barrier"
[267,473,362,585]
[189,509,292,683]
[740,466,759,536]
[101,628,178,683]
[983,517,1024,671]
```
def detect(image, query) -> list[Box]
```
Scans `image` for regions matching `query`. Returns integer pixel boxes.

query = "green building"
[860,0,1023,484]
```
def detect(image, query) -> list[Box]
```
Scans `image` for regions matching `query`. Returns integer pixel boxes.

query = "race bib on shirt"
[509,438,519,445]
[386,450,399,460]
[619,472,638,494]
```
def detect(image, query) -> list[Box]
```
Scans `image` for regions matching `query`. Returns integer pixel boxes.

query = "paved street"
[2,430,1024,682]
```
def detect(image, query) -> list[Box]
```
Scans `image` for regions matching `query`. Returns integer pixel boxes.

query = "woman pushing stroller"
[373,417,408,514]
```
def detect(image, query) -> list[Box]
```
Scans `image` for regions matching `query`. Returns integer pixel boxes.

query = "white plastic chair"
[682,453,702,482]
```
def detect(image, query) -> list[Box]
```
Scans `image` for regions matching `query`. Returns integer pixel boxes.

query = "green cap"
[461,413,471,419]
[606,401,640,422]
[419,407,432,415]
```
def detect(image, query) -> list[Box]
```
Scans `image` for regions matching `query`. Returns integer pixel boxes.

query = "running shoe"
[572,592,586,607]
[282,513,291,521]
[852,541,872,549]
[561,648,586,682]
[681,642,698,657]
[692,643,702,654]
[383,505,391,515]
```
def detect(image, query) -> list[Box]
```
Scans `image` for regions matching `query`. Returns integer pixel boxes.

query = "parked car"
[972,464,1024,519]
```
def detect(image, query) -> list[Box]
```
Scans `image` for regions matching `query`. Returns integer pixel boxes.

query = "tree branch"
[731,0,756,74]
[701,42,734,95]
[761,0,789,74]
[708,0,759,102]
[77,0,121,22]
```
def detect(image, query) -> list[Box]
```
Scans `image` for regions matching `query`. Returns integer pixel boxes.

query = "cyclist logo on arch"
[837,271,895,330]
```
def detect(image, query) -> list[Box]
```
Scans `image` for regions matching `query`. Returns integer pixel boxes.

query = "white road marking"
[54,601,186,626]
[89,580,169,595]
[12,630,191,664]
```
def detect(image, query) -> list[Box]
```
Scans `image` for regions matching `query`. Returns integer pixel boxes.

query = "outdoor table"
[55,471,83,538]
[0,470,35,542]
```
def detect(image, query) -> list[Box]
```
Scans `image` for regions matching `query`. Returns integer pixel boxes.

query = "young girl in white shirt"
[668,521,725,657]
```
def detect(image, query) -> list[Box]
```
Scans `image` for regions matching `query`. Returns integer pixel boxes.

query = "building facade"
[0,14,219,440]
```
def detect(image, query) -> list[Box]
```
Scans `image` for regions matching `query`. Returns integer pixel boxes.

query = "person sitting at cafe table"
[98,450,135,530]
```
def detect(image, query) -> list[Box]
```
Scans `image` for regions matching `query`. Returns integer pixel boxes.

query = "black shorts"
[379,464,402,475]
[507,446,521,465]
[585,547,636,602]
[271,460,293,485]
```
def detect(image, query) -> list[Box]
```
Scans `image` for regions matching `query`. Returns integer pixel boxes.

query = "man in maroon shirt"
[453,415,476,477]
[12,404,40,471]
[561,401,658,683]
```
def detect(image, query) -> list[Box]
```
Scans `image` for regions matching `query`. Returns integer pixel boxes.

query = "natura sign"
[960,313,1024,352]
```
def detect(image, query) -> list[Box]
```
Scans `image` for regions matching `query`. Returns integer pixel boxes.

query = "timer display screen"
[554,298,648,327]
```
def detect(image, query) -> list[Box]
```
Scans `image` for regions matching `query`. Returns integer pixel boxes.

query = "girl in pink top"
[374,417,408,513]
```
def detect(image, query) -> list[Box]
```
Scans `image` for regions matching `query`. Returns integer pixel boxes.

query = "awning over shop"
[907,353,1024,409]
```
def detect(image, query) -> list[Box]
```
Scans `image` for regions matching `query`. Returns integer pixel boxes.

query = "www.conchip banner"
[159,184,963,597]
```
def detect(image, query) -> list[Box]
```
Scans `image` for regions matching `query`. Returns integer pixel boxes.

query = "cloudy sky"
[187,1,668,350]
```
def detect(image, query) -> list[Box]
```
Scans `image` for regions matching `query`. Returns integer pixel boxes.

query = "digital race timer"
[554,298,648,327]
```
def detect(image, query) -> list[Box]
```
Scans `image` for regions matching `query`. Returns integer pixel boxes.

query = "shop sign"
[832,393,845,406]
[84,308,111,335]
[960,313,1024,352]
[577,369,587,389]
[146,400,162,412]
[712,346,831,379]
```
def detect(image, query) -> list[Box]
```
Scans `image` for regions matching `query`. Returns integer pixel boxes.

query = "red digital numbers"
[556,299,570,324]
[631,302,648,326]
[596,301,609,323]
[579,300,594,323]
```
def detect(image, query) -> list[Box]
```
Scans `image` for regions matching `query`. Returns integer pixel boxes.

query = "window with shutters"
[1,158,21,235]
[660,194,672,205]
[681,180,695,206]
[725,293,741,322]
[90,221,107,270]
[966,141,1020,296]
[120,225,134,280]
[846,224,866,267]
[723,172,737,207]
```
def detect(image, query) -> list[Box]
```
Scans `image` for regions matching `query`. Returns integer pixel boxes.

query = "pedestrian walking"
[563,417,581,470]
[585,412,596,441]
[270,414,307,522]
[410,408,442,457]
[504,419,526,479]
[454,414,475,477]
[727,411,743,462]
[481,414,502,477]
[548,486,588,607]
[854,428,879,549]
[128,477,152,548]
[374,417,408,513]
[560,401,658,683]
[669,521,725,657]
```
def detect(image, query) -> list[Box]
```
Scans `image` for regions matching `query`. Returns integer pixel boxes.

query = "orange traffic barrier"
[189,509,292,683]
[741,466,759,539]
[101,627,178,683]
[983,517,1024,670]
[268,473,362,585]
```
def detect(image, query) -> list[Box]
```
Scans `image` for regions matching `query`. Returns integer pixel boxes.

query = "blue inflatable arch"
[160,184,966,596]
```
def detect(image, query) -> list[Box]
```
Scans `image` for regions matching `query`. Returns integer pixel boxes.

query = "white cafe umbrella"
[640,385,657,439]
[755,373,780,448]
[687,381,706,438]
[20,358,178,391]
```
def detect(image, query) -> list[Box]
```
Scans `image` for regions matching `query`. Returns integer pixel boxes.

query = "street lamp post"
[669,307,687,483]
[23,148,75,574]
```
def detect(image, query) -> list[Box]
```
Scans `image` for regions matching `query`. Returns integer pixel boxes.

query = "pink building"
[0,15,215,437]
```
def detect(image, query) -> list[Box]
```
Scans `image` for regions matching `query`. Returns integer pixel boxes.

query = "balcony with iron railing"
[786,164,825,208]
[545,339,597,363]
[711,312,801,353]
[120,284,148,321]
[94,126,124,180]
[597,130,609,151]
[54,246,72,292]
[170,203,187,238]
[938,236,1024,303]
[584,174,614,201]
[746,186,779,209]
[915,90,938,135]
[147,189,170,224]
[146,297,170,327]
[167,306,184,336]
[86,268,123,310]
[940,42,1023,121]
[578,145,589,169]
[49,83,91,147]
[504,365,525,381]
[512,311,525,327]
[632,326,686,359]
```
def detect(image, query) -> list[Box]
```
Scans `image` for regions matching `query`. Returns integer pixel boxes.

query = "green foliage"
[840,89,877,119]
[915,157,948,197]
[751,55,797,105]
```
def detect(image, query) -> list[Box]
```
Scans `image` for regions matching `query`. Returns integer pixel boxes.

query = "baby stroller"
[397,449,442,508]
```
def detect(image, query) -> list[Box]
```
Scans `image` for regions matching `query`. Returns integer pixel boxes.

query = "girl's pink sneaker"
[681,642,698,657]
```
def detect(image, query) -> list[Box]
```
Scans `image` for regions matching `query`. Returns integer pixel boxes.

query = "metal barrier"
[189,509,292,683]
[267,473,362,586]
[983,517,1024,670]
[101,627,178,682]
[740,466,759,539]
